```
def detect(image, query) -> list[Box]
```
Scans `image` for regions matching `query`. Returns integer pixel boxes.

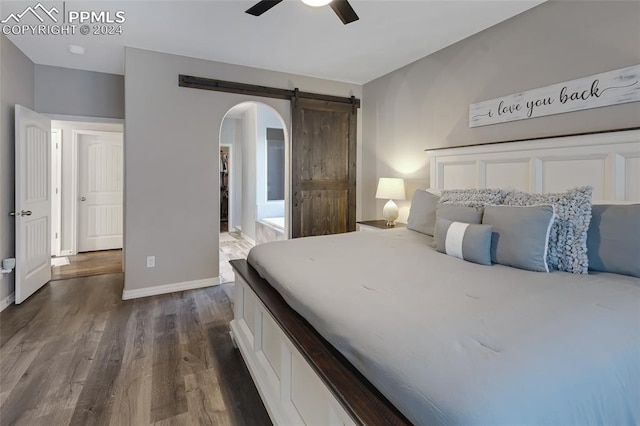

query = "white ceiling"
[2,0,544,84]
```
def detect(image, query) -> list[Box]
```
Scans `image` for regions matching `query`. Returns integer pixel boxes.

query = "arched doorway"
[217,101,290,282]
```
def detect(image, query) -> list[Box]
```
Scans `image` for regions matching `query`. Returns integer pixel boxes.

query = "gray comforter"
[247,229,640,425]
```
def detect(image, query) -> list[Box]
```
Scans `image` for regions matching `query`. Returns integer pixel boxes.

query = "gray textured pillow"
[483,205,555,272]
[436,203,483,224]
[504,186,593,274]
[440,188,508,210]
[407,190,440,236]
[435,219,493,265]
[587,204,640,278]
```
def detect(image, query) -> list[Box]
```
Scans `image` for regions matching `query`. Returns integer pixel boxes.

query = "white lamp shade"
[375,177,406,200]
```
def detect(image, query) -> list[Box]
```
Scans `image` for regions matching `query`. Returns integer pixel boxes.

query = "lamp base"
[382,199,399,226]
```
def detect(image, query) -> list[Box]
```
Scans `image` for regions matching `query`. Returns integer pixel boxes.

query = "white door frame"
[50,129,62,257]
[70,129,124,255]
[221,143,234,231]
[45,113,124,125]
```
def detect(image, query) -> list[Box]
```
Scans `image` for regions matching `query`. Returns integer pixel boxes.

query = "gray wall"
[0,35,35,303]
[35,65,124,119]
[241,105,258,241]
[362,1,640,222]
[256,105,285,222]
[124,47,361,292]
[35,66,124,255]
[235,103,285,242]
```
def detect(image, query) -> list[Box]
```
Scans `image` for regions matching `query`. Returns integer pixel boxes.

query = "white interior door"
[15,105,52,304]
[78,132,124,252]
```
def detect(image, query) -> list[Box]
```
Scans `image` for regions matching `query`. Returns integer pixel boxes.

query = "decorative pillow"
[435,219,493,265]
[440,188,508,210]
[407,190,440,236]
[482,205,556,272]
[587,204,640,278]
[436,203,483,224]
[504,186,593,274]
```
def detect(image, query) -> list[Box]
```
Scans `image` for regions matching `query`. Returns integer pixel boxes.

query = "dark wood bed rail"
[230,259,412,426]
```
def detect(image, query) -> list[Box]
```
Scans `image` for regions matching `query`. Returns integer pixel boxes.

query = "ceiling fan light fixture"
[301,0,333,7]
[246,0,358,25]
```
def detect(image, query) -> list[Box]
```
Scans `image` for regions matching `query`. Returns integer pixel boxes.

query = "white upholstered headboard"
[427,129,640,203]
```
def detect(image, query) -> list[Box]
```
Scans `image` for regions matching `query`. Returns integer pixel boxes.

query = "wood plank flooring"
[51,250,123,281]
[52,232,252,284]
[218,233,253,284]
[0,273,271,426]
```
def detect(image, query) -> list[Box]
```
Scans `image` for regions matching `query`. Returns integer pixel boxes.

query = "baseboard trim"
[0,292,15,312]
[122,277,219,300]
[241,232,256,246]
[60,249,74,256]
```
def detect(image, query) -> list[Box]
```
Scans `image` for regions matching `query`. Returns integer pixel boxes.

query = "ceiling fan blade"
[245,0,283,16]
[329,0,359,25]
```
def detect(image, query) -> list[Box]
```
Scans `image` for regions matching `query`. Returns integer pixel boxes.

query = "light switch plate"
[146,256,155,268]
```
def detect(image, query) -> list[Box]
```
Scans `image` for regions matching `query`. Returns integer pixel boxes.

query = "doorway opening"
[49,119,124,281]
[13,107,125,304]
[217,101,289,285]
[220,145,230,233]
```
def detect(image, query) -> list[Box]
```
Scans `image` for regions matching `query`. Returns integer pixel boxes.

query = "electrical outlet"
[146,256,155,268]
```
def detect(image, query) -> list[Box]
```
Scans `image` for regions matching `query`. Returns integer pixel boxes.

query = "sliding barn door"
[291,98,357,238]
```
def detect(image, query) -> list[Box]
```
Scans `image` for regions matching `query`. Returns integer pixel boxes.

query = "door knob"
[81,197,86,201]
[10,210,32,216]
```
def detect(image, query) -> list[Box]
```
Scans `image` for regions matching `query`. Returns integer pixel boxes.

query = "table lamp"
[375,177,406,226]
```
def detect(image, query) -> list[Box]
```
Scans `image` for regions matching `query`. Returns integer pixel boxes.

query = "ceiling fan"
[246,0,359,25]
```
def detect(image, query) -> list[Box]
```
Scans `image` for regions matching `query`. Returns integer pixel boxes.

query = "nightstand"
[357,220,407,231]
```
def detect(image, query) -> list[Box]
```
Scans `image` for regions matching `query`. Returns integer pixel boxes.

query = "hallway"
[51,250,123,281]
[218,232,253,284]
[50,232,253,284]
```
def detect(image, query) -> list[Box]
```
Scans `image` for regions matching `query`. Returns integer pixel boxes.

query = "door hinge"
[56,143,59,149]
[55,232,58,239]
[56,188,58,194]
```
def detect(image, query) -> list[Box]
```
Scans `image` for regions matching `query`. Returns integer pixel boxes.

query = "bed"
[229,129,640,425]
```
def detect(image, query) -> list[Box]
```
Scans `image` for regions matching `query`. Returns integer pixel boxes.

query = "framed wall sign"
[469,64,640,128]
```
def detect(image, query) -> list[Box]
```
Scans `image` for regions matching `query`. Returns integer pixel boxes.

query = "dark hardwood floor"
[51,250,123,281]
[0,273,271,426]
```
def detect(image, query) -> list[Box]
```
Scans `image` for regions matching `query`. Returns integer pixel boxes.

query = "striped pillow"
[435,219,493,265]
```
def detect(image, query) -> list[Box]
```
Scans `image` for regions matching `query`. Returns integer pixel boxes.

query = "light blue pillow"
[504,187,592,274]
[482,204,556,272]
[407,190,440,236]
[436,203,483,224]
[435,218,493,265]
[587,204,640,277]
